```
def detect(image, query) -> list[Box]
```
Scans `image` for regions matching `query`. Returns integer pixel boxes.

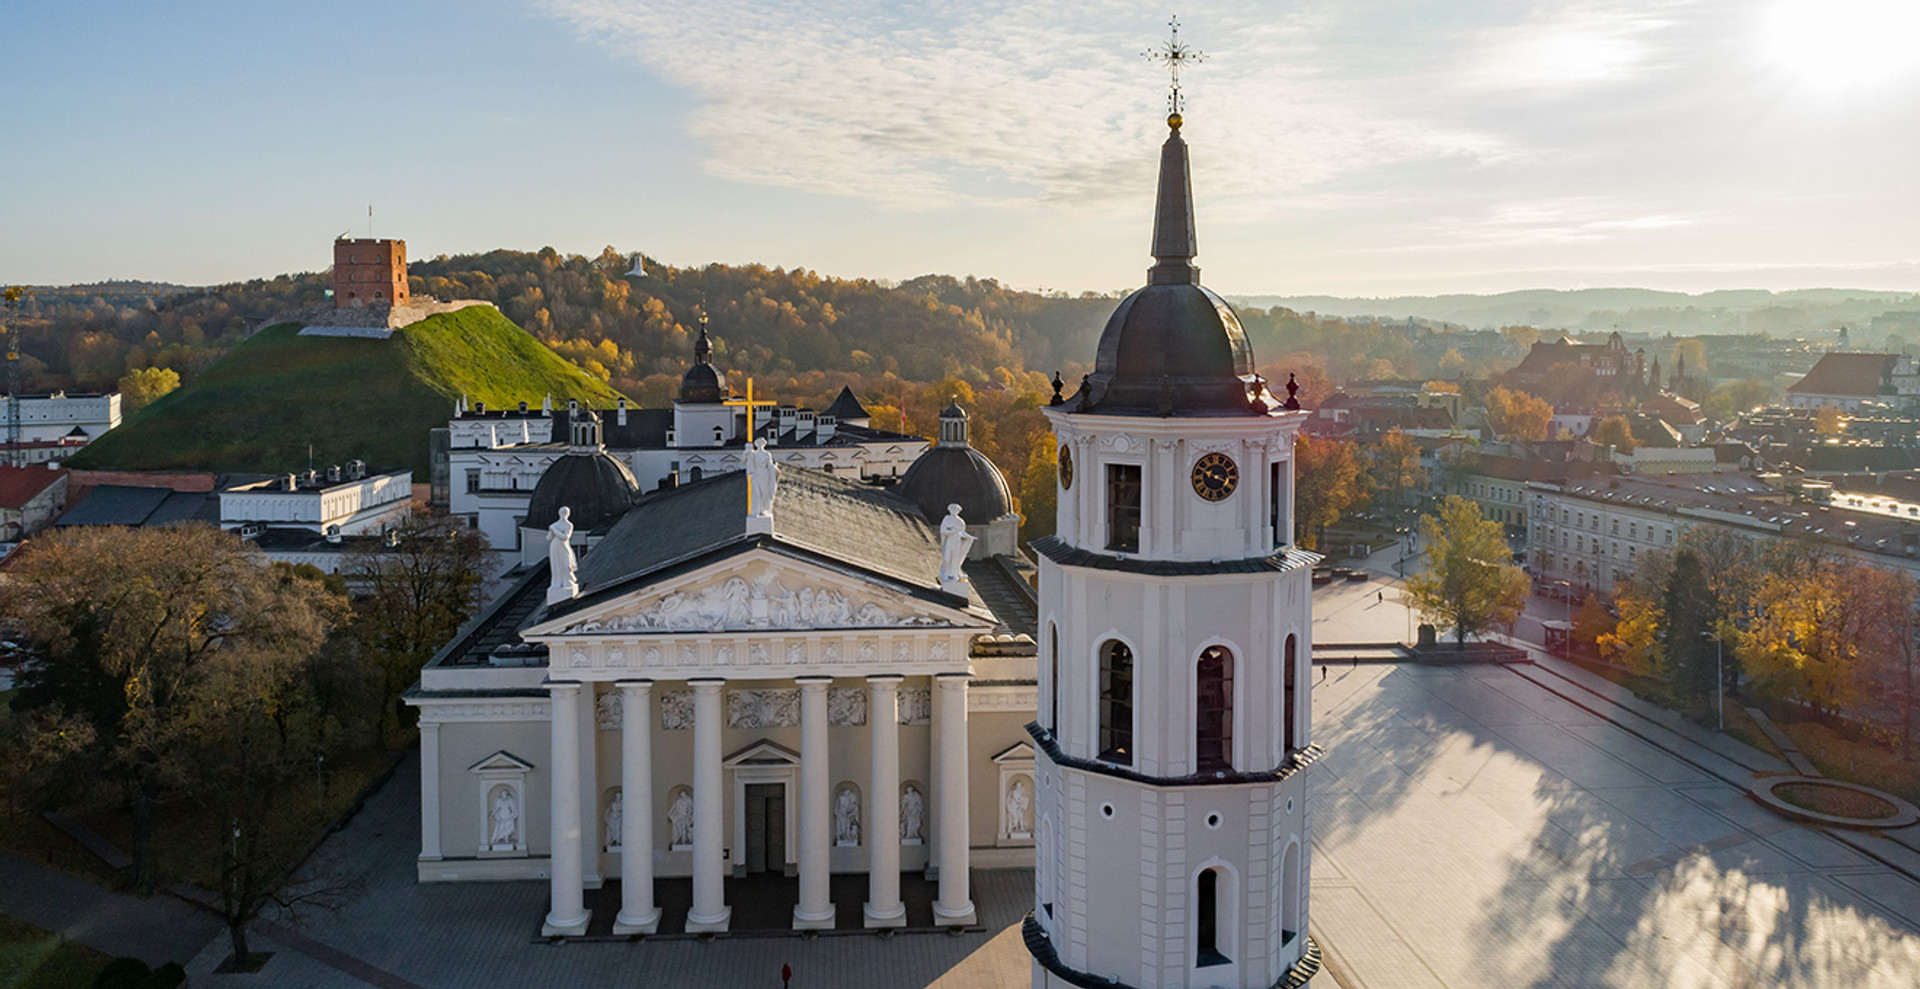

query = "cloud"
[535,0,1501,211]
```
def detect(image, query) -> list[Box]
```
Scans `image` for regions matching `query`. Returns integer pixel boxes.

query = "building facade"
[333,237,409,308]
[1025,113,1321,989]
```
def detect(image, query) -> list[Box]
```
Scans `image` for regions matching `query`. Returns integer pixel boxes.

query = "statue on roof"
[547,506,578,605]
[745,438,777,518]
[939,503,976,590]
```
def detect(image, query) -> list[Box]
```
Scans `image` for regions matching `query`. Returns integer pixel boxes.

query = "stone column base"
[685,908,732,933]
[541,909,591,937]
[612,907,661,935]
[792,905,836,930]
[933,901,977,927]
[863,902,907,928]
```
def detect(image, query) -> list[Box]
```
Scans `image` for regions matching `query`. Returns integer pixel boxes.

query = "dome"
[680,362,726,404]
[897,445,1012,524]
[1063,119,1271,417]
[524,451,641,531]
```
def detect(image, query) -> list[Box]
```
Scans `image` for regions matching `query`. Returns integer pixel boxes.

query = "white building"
[2,391,122,442]
[446,335,928,552]
[219,461,412,538]
[1786,352,1920,411]
[1026,113,1322,989]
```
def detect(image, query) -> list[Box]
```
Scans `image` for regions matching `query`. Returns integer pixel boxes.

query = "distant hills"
[68,306,621,476]
[1227,288,1920,337]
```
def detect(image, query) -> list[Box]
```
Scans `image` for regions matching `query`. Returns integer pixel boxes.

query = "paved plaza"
[1310,660,1920,989]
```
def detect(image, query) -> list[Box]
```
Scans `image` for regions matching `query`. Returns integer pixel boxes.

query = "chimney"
[327,464,343,483]
[325,525,342,545]
[518,401,528,413]
[284,473,298,490]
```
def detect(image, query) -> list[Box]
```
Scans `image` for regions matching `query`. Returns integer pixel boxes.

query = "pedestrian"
[1319,665,1327,684]
[1376,590,1383,603]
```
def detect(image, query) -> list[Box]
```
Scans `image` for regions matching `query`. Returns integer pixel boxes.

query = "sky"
[7,0,1920,297]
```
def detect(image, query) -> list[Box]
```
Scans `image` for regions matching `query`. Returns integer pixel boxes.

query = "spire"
[1149,123,1198,286]
[694,314,713,364]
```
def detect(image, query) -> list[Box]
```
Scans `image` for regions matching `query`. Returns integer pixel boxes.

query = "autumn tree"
[1293,434,1368,550]
[1363,428,1425,513]
[1484,387,1553,442]
[2,527,347,889]
[117,366,181,414]
[1732,550,1873,711]
[1407,496,1530,647]
[1861,567,1920,759]
[1018,439,1058,548]
[1814,405,1846,435]
[343,514,493,747]
[1592,414,1637,453]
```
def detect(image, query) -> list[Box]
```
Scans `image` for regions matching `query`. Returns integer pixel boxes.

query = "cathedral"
[405,88,1318,988]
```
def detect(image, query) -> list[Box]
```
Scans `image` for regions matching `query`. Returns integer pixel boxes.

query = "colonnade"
[540,673,975,935]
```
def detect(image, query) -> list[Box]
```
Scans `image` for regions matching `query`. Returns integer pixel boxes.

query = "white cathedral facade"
[403,99,1319,987]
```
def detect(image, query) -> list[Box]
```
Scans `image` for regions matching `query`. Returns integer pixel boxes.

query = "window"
[1196,647,1233,771]
[465,468,480,494]
[1270,461,1288,547]
[1048,623,1060,732]
[1611,519,1619,534]
[1098,640,1134,764]
[1106,463,1142,552]
[712,426,725,443]
[1281,843,1300,943]
[1283,634,1298,752]
[1197,868,1229,967]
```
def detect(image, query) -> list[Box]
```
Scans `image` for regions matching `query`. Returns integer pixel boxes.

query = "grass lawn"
[68,307,622,476]
[0,914,110,989]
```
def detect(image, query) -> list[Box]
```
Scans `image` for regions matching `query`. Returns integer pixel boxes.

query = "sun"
[1761,0,1920,91]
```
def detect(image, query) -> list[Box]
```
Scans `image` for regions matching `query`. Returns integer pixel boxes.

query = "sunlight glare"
[1762,0,1920,91]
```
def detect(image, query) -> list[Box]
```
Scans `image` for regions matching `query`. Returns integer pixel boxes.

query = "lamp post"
[1701,630,1724,730]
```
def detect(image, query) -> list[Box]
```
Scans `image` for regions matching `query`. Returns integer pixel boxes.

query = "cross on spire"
[1142,15,1204,121]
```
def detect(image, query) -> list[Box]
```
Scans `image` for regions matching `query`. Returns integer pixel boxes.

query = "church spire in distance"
[1144,16,1204,286]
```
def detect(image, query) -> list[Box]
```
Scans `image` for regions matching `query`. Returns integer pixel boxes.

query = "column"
[933,674,977,925]
[418,720,442,862]
[686,679,731,932]
[542,681,590,936]
[793,677,834,930]
[864,675,905,928]
[613,680,660,935]
[580,683,600,888]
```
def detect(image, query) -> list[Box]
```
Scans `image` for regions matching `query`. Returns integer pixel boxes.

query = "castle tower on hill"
[333,237,409,309]
[1025,110,1323,988]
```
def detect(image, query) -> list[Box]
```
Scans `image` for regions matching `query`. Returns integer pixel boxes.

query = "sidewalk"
[0,851,222,967]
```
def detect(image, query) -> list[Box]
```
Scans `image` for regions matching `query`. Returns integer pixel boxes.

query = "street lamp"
[1709,631,1726,729]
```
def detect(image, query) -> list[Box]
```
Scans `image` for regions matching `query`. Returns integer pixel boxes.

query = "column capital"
[547,680,583,695]
[867,674,905,687]
[935,672,973,684]
[615,678,655,692]
[689,677,726,691]
[795,675,833,690]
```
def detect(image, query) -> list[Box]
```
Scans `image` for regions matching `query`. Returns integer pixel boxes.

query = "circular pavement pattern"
[1749,775,1920,830]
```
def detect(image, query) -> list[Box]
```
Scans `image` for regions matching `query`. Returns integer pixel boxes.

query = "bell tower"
[1024,81,1323,989]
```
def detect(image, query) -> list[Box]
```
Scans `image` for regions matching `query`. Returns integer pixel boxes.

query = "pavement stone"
[0,850,223,966]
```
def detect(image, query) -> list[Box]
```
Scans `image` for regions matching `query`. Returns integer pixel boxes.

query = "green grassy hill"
[69,306,623,476]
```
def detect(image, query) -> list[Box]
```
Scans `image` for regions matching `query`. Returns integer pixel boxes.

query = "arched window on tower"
[1196,646,1233,771]
[1197,867,1230,967]
[1106,463,1141,552]
[1281,842,1301,944]
[1098,640,1133,765]
[1048,622,1060,733]
[1283,633,1298,752]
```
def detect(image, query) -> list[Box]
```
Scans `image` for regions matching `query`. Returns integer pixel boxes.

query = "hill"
[1229,287,1920,336]
[67,306,622,476]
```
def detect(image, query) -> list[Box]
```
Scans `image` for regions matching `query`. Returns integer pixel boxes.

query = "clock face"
[1191,452,1238,502]
[1058,443,1074,490]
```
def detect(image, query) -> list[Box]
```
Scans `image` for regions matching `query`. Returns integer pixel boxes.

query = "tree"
[343,514,493,747]
[117,366,180,414]
[1406,496,1530,647]
[1363,428,1425,512]
[1732,551,1872,710]
[1592,414,1637,453]
[1017,439,1058,548]
[1860,567,1920,760]
[1814,405,1846,435]
[1293,434,1368,550]
[2,527,346,889]
[1660,549,1719,714]
[1484,387,1553,442]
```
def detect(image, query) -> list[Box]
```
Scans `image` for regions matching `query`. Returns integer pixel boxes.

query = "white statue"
[901,785,925,842]
[834,787,861,845]
[745,439,777,517]
[547,506,578,604]
[1006,778,1031,837]
[938,504,975,586]
[668,790,695,847]
[489,788,521,848]
[605,791,624,850]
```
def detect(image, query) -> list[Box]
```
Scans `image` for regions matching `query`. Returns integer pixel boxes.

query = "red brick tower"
[332,238,409,309]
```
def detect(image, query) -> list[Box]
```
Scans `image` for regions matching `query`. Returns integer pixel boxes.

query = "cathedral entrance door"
[743,783,787,874]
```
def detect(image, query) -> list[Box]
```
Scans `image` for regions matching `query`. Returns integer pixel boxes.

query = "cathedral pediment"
[531,553,968,637]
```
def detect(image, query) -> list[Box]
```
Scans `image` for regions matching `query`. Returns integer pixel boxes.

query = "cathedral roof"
[1058,117,1270,418]
[523,450,640,532]
[678,320,728,404]
[824,386,872,422]
[566,466,977,612]
[896,446,1011,524]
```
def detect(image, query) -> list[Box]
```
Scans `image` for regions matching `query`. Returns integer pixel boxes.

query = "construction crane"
[3,286,25,468]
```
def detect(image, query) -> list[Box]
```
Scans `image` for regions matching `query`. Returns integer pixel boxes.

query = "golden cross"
[722,376,777,507]
[1142,15,1204,117]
